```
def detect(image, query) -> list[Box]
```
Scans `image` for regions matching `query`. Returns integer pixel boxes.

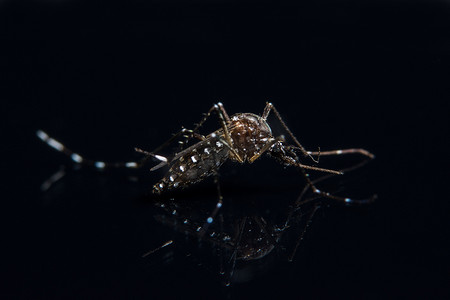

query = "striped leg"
[306,148,375,160]
[198,171,224,238]
[297,156,376,207]
[37,130,147,169]
[192,102,243,162]
[288,204,320,262]
[40,166,66,191]
[37,126,208,171]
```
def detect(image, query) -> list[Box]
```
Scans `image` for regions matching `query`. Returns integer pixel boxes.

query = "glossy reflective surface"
[3,1,450,299]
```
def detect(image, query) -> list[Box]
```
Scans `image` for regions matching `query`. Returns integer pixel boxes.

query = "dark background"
[2,0,449,299]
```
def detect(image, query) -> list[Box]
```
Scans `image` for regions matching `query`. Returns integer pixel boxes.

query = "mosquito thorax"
[229,113,273,162]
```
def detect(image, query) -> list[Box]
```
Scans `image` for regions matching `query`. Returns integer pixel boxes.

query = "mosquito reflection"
[146,191,330,286]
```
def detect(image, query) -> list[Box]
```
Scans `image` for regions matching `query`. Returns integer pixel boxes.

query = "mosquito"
[37,102,375,234]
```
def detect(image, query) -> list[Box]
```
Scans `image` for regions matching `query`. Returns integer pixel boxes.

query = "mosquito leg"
[198,172,224,238]
[149,127,205,155]
[296,163,342,175]
[177,128,206,152]
[298,165,377,205]
[40,166,66,191]
[134,128,205,170]
[37,103,230,170]
[225,217,247,286]
[36,130,147,169]
[290,146,375,199]
[192,103,243,162]
[275,143,375,205]
[261,102,318,163]
[297,157,375,205]
[141,240,174,258]
[248,136,284,163]
[288,204,320,262]
[291,148,377,208]
[218,214,225,276]
[253,217,280,247]
[261,101,272,120]
[306,148,375,159]
[211,103,239,161]
[37,126,206,172]
[175,103,222,152]
[217,102,231,123]
[192,102,230,133]
[286,162,375,261]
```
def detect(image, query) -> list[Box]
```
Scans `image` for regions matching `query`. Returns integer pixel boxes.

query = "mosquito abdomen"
[153,135,230,194]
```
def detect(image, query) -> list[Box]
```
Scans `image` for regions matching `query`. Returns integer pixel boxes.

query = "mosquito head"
[268,140,299,166]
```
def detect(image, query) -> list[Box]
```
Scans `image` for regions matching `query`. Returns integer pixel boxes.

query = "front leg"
[307,148,375,159]
[192,103,243,162]
[248,135,285,163]
[261,102,319,163]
